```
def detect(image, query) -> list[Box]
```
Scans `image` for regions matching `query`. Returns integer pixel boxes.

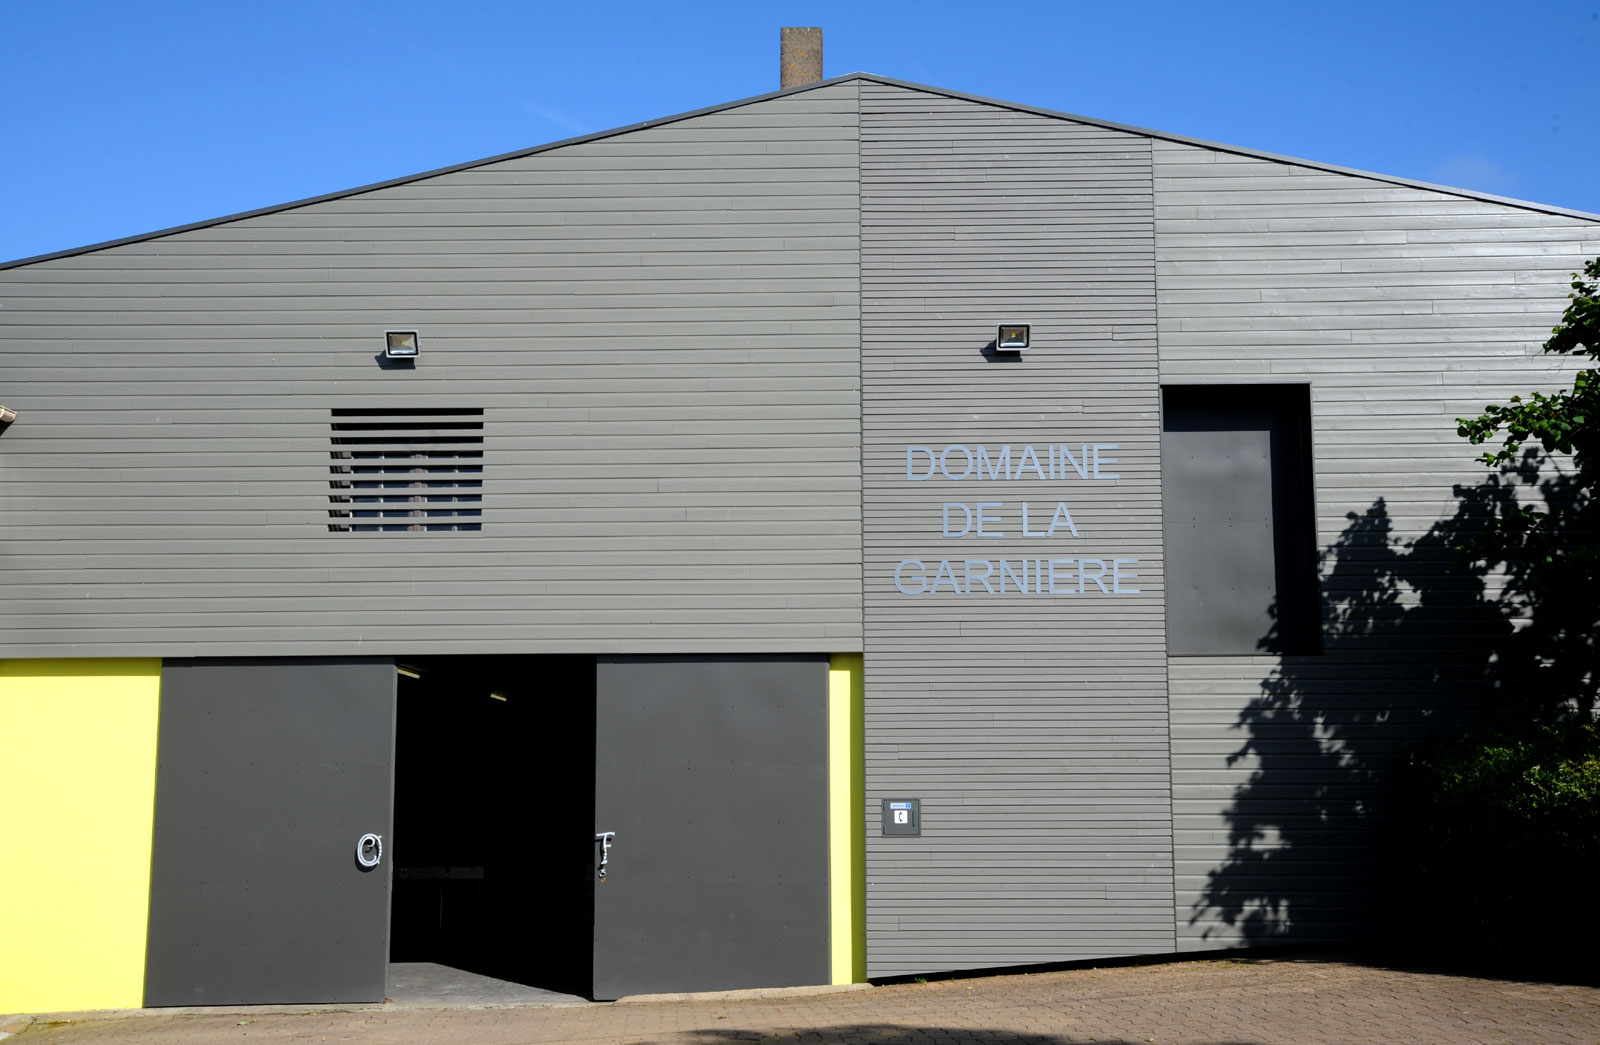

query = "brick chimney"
[780,27,823,89]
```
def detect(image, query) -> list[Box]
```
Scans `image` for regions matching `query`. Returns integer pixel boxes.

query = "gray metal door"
[144,658,396,1006]
[593,656,830,1000]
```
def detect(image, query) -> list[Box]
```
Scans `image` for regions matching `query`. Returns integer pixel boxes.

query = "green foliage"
[1545,256,1600,358]
[1457,369,1596,467]
[1390,262,1600,975]
[1393,722,1600,970]
[1406,722,1600,836]
[1450,259,1600,713]
[1457,257,1600,469]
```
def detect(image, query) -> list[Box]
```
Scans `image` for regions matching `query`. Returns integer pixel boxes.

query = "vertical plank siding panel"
[1154,139,1600,949]
[859,83,1174,977]
[0,84,863,656]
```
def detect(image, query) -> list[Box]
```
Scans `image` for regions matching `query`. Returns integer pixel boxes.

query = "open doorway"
[389,655,596,997]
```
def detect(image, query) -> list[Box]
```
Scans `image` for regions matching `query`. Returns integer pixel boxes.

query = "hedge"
[1391,719,1600,971]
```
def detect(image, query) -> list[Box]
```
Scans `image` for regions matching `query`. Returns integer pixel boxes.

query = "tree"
[1456,257,1600,714]
[1458,257,1600,472]
[1382,263,1600,973]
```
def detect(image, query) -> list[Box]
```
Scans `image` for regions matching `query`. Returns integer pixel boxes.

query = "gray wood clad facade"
[1152,139,1600,949]
[5,72,1600,983]
[0,84,864,656]
[858,83,1174,976]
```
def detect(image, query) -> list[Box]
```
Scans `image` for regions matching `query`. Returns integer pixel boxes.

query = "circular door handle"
[356,832,383,869]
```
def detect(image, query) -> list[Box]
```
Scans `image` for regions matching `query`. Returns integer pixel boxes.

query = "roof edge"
[851,73,1600,223]
[0,74,868,271]
[5,71,1595,270]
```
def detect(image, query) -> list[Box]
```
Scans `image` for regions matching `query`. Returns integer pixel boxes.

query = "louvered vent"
[328,408,484,532]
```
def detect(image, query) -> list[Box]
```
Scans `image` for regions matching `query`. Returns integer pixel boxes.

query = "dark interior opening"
[1162,384,1321,655]
[389,654,596,996]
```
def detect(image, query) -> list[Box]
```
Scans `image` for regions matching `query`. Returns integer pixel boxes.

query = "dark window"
[1161,385,1319,655]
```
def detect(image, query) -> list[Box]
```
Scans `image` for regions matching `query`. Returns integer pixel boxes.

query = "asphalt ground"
[7,955,1600,1045]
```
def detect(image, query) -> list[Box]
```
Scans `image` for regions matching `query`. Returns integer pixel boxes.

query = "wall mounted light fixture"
[996,325,1030,352]
[0,405,15,435]
[384,331,420,359]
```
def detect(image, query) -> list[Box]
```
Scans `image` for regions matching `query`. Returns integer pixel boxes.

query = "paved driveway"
[9,957,1600,1044]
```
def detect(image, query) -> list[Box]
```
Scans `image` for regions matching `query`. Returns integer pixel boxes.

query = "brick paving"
[13,957,1600,1044]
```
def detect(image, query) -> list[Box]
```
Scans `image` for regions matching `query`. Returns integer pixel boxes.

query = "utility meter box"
[881,798,921,836]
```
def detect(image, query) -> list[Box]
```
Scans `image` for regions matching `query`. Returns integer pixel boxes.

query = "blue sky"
[3,1,1596,263]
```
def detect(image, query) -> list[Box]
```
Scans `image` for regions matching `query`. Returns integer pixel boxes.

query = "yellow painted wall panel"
[0,659,161,1013]
[827,653,866,984]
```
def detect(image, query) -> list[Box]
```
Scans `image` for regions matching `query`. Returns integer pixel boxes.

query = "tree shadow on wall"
[1190,460,1586,947]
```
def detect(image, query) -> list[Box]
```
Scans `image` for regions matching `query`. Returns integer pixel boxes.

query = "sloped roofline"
[4,71,1596,270]
[862,74,1600,223]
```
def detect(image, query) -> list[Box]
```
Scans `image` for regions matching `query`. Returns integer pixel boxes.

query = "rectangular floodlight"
[997,324,1030,352]
[385,331,420,359]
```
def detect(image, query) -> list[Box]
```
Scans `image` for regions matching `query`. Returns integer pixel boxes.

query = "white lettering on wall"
[892,439,1141,597]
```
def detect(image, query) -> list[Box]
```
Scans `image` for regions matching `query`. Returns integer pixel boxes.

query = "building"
[2,66,1596,1013]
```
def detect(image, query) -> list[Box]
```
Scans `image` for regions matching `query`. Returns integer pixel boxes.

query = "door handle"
[595,831,615,881]
[355,832,383,870]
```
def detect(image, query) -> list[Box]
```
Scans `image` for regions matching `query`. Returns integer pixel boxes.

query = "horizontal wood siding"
[859,83,1173,977]
[0,84,863,656]
[1154,139,1600,949]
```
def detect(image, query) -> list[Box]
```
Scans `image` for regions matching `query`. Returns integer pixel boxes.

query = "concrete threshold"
[616,982,873,1004]
[20,997,593,1024]
[9,979,871,1025]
